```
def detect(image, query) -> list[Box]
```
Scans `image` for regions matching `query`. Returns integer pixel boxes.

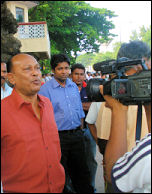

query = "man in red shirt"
[1,54,65,193]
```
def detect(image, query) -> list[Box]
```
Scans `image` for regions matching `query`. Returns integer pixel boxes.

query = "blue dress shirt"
[39,77,85,131]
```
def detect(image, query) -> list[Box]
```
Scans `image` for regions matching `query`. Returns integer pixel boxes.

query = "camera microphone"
[93,59,116,71]
[93,60,116,74]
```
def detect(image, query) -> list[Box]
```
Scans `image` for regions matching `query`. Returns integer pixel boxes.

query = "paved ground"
[95,146,105,193]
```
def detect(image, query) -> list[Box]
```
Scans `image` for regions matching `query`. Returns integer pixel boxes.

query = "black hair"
[50,54,70,70]
[7,57,13,73]
[71,63,85,73]
[117,40,151,60]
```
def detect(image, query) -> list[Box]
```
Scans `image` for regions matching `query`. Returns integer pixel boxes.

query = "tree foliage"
[29,1,117,63]
[76,25,151,69]
[76,53,96,67]
[76,41,122,67]
[130,25,151,48]
[1,1,21,63]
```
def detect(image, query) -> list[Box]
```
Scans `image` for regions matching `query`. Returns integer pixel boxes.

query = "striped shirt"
[111,133,151,193]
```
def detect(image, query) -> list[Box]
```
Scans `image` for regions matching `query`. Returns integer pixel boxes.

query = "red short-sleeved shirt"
[1,89,65,193]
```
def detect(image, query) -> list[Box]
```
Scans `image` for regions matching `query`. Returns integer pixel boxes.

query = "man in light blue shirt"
[1,62,13,100]
[39,54,94,193]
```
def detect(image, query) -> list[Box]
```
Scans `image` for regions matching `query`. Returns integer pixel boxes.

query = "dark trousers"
[59,129,94,193]
[97,138,108,156]
[83,128,97,191]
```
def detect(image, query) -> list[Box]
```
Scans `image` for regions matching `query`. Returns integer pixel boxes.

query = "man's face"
[53,62,70,83]
[125,57,151,76]
[143,57,151,70]
[125,64,143,76]
[1,63,7,87]
[8,54,42,96]
[71,68,85,86]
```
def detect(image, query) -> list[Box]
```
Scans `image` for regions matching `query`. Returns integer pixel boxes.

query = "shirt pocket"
[70,92,81,111]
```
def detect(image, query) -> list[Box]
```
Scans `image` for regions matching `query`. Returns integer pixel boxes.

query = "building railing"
[17,21,47,39]
[17,21,51,58]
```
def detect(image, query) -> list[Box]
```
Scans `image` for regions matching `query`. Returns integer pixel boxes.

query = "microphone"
[93,59,116,71]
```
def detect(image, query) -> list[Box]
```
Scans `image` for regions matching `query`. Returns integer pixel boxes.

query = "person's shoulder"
[39,94,51,104]
[111,133,151,193]
[41,79,53,88]
[38,94,54,110]
[92,102,102,111]
[113,133,151,171]
[136,133,151,148]
[39,80,53,95]
[67,78,79,89]
[81,86,87,91]
[67,78,76,86]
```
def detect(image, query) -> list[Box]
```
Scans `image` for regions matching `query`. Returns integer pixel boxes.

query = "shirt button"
[49,165,51,168]
[46,147,48,150]
[49,182,52,184]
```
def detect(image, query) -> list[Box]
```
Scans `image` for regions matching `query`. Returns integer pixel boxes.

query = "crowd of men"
[1,40,151,193]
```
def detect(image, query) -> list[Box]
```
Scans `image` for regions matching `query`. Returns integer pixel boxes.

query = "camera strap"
[136,104,142,140]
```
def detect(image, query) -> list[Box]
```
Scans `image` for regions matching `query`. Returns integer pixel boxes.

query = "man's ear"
[7,73,16,85]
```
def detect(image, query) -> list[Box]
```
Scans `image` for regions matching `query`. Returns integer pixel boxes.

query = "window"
[16,7,24,22]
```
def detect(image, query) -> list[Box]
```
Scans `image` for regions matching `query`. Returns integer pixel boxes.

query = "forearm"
[81,118,84,129]
[144,103,151,133]
[87,124,98,143]
[104,109,128,183]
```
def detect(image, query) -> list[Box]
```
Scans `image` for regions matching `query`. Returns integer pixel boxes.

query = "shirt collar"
[1,82,12,91]
[5,82,10,90]
[52,77,73,88]
[11,88,45,109]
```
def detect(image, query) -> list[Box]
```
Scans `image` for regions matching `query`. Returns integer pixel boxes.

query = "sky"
[85,1,151,52]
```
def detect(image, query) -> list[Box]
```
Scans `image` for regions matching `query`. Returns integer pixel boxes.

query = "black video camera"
[86,57,151,105]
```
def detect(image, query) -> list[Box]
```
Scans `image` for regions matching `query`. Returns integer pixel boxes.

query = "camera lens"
[86,78,106,102]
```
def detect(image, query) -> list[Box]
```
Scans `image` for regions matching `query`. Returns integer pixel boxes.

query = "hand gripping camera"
[86,57,151,105]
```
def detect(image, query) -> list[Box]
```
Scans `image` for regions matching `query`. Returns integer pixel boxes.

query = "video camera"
[86,57,151,105]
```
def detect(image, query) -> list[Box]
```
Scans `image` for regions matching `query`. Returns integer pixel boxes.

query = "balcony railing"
[16,21,51,59]
[18,21,47,39]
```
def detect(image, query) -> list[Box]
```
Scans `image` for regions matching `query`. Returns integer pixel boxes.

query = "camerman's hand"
[144,103,151,133]
[99,85,128,183]
[99,85,128,112]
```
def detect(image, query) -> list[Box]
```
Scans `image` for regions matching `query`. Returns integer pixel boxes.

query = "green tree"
[29,1,117,63]
[139,26,151,48]
[112,41,122,58]
[76,53,96,67]
[1,1,21,63]
[130,30,139,41]
[130,25,151,48]
[76,40,124,70]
